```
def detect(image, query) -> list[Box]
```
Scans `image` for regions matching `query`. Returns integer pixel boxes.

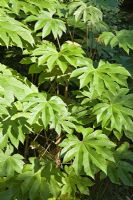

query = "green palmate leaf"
[2,0,60,15]
[0,64,37,148]
[60,127,115,178]
[108,142,133,186]
[23,92,75,134]
[26,41,85,74]
[17,157,46,199]
[0,94,9,116]
[25,11,66,39]
[18,170,49,200]
[0,146,24,177]
[0,102,31,149]
[17,158,62,200]
[0,0,133,199]
[50,115,76,135]
[92,89,133,138]
[71,59,130,96]
[17,157,93,199]
[0,0,9,7]
[0,10,34,47]
[0,64,38,101]
[69,1,102,24]
[24,0,60,12]
[99,30,133,53]
[61,166,93,197]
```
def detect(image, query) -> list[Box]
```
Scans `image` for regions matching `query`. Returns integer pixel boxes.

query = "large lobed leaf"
[28,41,85,74]
[60,126,116,178]
[23,92,75,134]
[71,59,130,96]
[0,9,34,47]
[92,89,133,140]
[0,64,38,101]
[99,30,133,54]
[25,11,66,39]
[69,1,103,24]
[0,64,37,148]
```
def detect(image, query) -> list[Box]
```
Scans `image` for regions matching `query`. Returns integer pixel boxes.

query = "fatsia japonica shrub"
[0,0,133,199]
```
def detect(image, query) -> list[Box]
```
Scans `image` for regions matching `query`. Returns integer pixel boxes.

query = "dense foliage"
[0,0,133,199]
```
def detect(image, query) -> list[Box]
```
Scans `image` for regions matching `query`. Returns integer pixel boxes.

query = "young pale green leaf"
[0,13,34,47]
[0,64,38,101]
[69,1,102,24]
[30,41,85,74]
[26,11,66,39]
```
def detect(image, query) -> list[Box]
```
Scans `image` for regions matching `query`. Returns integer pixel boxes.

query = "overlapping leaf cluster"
[0,0,133,199]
